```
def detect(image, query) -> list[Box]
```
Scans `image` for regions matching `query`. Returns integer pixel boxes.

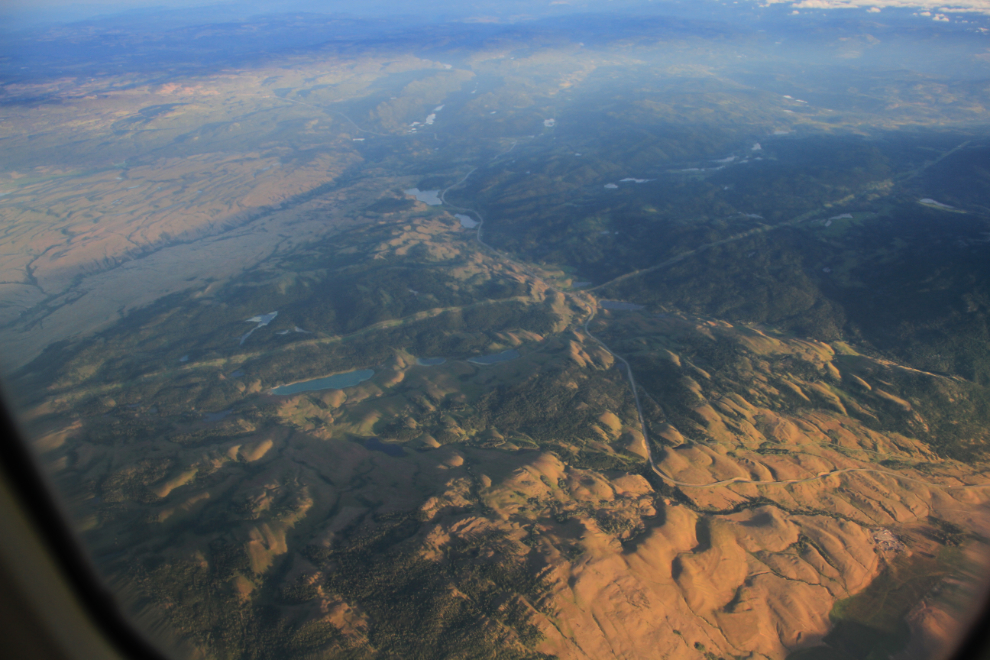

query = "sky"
[4,0,990,27]
[764,0,990,12]
[1,0,682,29]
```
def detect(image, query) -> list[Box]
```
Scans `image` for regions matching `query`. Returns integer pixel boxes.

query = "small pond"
[203,410,233,422]
[365,437,405,457]
[455,213,478,229]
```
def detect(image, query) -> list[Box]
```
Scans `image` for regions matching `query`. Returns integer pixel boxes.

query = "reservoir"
[404,188,442,205]
[469,349,520,365]
[240,311,278,345]
[455,213,478,229]
[271,369,374,395]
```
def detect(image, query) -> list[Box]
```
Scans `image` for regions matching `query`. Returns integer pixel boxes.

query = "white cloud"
[762,0,990,15]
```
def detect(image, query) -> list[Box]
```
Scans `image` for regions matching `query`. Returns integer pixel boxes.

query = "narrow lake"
[271,369,374,395]
[417,357,446,366]
[600,300,645,311]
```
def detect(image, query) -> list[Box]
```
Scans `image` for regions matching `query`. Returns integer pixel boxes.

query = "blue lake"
[468,349,520,365]
[271,369,374,395]
[417,357,446,366]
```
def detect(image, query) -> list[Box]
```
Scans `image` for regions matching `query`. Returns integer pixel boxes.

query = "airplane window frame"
[0,383,171,660]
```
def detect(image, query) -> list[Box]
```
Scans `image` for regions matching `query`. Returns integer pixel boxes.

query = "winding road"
[435,151,990,495]
[582,304,990,492]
